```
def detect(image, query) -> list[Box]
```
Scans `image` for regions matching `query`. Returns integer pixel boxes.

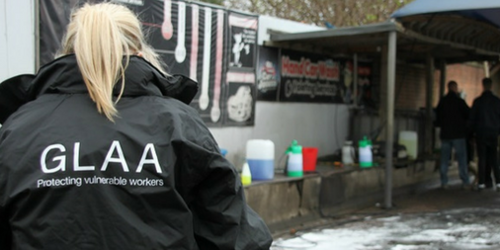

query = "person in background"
[435,81,470,189]
[469,77,500,191]
[0,3,272,249]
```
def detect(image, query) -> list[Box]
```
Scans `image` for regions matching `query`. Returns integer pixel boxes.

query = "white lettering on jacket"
[40,141,162,174]
[74,142,95,171]
[101,141,129,172]
[41,144,66,173]
[137,143,162,173]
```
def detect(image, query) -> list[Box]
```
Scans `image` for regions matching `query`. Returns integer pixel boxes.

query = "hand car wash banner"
[39,0,259,127]
[279,50,344,103]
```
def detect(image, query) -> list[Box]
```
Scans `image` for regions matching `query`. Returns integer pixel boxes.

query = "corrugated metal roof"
[268,17,500,64]
[391,0,500,28]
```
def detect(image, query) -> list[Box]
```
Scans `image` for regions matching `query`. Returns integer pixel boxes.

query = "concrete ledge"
[244,160,460,233]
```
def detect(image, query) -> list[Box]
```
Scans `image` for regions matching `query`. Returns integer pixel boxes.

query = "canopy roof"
[268,0,500,64]
[391,0,500,28]
[269,18,500,64]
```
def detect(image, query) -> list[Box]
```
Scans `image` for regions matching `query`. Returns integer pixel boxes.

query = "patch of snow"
[271,208,500,250]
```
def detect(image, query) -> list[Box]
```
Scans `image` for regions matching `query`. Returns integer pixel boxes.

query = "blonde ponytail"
[58,3,167,122]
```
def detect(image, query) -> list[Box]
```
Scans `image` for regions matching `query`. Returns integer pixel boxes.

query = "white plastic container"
[399,131,418,160]
[246,140,275,180]
[287,153,303,177]
[342,141,355,166]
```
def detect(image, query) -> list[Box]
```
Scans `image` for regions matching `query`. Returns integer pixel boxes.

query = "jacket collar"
[32,54,165,97]
[0,54,198,124]
[482,90,494,95]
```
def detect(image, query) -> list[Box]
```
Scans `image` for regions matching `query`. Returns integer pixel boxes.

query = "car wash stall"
[259,0,500,225]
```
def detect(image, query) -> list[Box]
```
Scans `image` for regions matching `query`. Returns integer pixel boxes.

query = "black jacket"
[0,55,272,249]
[435,92,470,140]
[470,90,500,137]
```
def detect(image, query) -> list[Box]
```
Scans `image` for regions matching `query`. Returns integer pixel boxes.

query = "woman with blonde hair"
[0,3,272,249]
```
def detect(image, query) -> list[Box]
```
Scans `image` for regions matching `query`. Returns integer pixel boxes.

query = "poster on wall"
[344,61,375,108]
[256,46,280,101]
[279,50,343,103]
[223,72,256,126]
[228,12,258,71]
[221,11,258,126]
[38,0,231,126]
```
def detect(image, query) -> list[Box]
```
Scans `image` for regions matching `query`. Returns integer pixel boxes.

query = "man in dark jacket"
[435,81,470,189]
[470,77,500,191]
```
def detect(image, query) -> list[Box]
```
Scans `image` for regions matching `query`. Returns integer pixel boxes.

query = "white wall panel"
[0,0,36,82]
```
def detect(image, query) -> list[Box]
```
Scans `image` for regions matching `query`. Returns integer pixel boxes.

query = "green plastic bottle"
[358,136,373,168]
[286,140,303,177]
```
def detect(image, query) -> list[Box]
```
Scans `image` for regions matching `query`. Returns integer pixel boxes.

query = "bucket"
[398,131,418,160]
[302,147,318,172]
[246,140,275,180]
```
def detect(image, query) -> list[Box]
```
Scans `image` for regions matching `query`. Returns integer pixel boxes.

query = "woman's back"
[0,56,202,249]
[0,3,272,249]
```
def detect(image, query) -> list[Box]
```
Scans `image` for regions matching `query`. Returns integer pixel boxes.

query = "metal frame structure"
[267,17,500,208]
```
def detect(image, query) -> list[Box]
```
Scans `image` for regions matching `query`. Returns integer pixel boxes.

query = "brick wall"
[435,63,486,107]
[394,63,427,110]
[388,62,487,111]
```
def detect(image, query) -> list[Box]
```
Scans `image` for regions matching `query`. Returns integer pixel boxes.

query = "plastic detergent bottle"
[398,131,418,160]
[286,140,303,177]
[246,140,275,180]
[241,162,252,186]
[342,141,355,166]
[358,136,373,168]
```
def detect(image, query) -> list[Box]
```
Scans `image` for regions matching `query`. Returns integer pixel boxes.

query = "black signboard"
[38,0,259,126]
[344,60,375,108]
[228,12,257,71]
[256,46,280,101]
[279,50,343,103]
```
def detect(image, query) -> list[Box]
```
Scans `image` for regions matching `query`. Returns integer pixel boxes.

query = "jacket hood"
[32,54,165,97]
[0,55,198,124]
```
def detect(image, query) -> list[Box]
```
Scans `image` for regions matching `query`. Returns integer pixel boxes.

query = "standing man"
[436,80,470,189]
[470,77,500,191]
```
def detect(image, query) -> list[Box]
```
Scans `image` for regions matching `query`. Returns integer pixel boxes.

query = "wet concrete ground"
[272,183,500,250]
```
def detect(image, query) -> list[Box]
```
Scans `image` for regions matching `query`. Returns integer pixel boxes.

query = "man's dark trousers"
[476,134,500,186]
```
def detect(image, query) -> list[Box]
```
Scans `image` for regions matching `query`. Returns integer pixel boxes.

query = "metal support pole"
[426,54,435,154]
[353,53,358,106]
[484,61,490,77]
[439,61,446,98]
[385,31,397,209]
